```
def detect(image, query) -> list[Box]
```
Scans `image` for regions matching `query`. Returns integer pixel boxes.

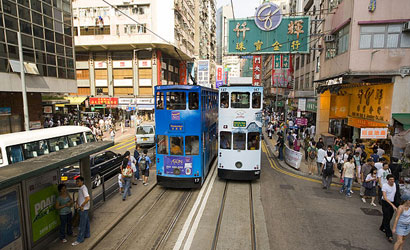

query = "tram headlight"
[235,161,243,169]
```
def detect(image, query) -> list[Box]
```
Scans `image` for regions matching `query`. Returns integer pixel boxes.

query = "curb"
[262,131,361,188]
[87,180,157,250]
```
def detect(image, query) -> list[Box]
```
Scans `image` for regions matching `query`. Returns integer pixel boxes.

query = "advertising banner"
[0,189,23,249]
[179,61,187,85]
[295,117,307,126]
[164,156,193,175]
[252,56,262,86]
[197,60,210,88]
[89,97,118,106]
[285,145,302,169]
[216,65,223,88]
[360,128,388,139]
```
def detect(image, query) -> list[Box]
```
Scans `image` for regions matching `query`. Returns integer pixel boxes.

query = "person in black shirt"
[316,138,324,150]
[390,157,402,205]
[277,134,285,161]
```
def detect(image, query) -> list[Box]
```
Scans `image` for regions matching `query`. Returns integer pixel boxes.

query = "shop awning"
[64,96,87,105]
[393,113,410,130]
[137,104,155,110]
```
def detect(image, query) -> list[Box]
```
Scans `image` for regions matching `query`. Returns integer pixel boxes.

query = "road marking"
[173,163,218,250]
[262,141,357,189]
[114,141,135,150]
[106,136,134,150]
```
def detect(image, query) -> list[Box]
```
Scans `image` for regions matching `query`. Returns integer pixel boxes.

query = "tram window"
[166,92,186,110]
[156,92,164,109]
[157,135,169,155]
[185,136,199,155]
[233,133,246,150]
[67,133,84,147]
[22,140,49,159]
[252,92,261,109]
[231,92,250,108]
[220,131,232,149]
[188,92,199,110]
[170,136,183,155]
[248,132,260,150]
[6,145,24,164]
[48,136,69,152]
[220,92,229,108]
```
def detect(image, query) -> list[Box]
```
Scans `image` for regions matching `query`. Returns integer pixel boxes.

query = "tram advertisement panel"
[0,187,23,249]
[25,170,59,243]
[164,156,193,176]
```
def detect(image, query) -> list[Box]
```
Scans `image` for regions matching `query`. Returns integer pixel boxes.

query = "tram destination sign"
[227,2,309,54]
[233,121,247,127]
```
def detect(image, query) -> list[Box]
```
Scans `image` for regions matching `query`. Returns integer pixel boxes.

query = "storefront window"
[166,92,186,110]
[156,92,164,109]
[247,132,260,150]
[188,92,199,110]
[220,132,231,149]
[185,136,199,155]
[157,135,168,154]
[233,133,246,150]
[170,136,183,155]
[231,92,250,108]
[252,92,261,109]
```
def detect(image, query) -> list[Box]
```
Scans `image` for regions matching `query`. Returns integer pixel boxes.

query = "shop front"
[136,98,155,121]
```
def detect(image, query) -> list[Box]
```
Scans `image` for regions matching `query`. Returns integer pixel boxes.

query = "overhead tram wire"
[230,0,236,20]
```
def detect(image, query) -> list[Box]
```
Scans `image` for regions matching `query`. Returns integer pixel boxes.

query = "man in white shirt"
[374,157,386,170]
[72,176,90,246]
[377,147,385,157]
[380,174,396,242]
[378,163,392,204]
[310,124,316,137]
[316,146,327,176]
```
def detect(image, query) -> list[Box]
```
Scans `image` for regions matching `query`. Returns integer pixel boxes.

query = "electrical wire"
[230,0,236,20]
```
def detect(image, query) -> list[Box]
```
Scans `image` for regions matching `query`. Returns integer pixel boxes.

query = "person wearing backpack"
[307,142,317,175]
[321,151,336,189]
[138,149,152,186]
[121,151,133,201]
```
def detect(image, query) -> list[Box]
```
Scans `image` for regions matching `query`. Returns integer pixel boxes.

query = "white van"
[135,124,155,147]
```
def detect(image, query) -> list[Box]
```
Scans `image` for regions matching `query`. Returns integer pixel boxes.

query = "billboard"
[197,60,210,88]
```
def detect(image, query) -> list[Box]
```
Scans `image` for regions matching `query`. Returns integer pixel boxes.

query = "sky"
[216,0,261,18]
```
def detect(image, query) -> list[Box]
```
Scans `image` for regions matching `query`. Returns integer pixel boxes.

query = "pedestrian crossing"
[107,136,135,150]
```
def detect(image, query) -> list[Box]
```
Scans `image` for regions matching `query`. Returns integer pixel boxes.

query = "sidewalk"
[263,131,361,188]
[47,170,157,250]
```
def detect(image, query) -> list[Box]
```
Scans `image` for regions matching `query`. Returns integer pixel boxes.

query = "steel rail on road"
[212,181,257,250]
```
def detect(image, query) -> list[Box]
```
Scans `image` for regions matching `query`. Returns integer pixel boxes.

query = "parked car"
[135,124,155,147]
[61,150,124,188]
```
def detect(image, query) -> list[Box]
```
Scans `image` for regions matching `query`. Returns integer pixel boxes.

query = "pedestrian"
[371,149,380,163]
[139,149,152,186]
[378,163,392,204]
[72,176,90,246]
[277,133,285,161]
[317,146,326,176]
[362,167,378,206]
[118,173,124,194]
[287,132,294,147]
[354,151,362,183]
[130,149,138,185]
[390,157,403,204]
[360,159,375,197]
[340,155,356,197]
[293,136,301,152]
[392,193,410,250]
[55,184,73,243]
[380,174,397,243]
[121,151,133,201]
[375,157,386,170]
[316,138,324,150]
[134,145,142,181]
[322,151,336,189]
[303,134,311,161]
[307,141,317,175]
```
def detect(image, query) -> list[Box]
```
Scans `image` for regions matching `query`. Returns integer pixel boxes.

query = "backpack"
[139,155,147,171]
[324,157,334,176]
[122,165,133,178]
[308,147,316,159]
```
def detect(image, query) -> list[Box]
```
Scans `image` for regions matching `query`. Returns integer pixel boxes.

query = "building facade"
[314,0,410,156]
[0,0,76,132]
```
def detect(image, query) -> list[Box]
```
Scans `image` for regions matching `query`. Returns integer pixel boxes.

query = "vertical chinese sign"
[179,61,187,85]
[272,54,293,88]
[216,65,223,88]
[252,56,262,86]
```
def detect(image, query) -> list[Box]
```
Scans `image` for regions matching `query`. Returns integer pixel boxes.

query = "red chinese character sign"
[89,97,118,106]
[272,54,293,88]
[252,56,262,86]
[179,61,187,85]
[216,65,223,88]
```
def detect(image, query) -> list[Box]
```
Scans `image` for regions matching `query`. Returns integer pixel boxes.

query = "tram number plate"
[233,121,246,127]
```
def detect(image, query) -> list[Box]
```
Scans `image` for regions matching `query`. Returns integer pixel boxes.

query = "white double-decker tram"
[218,83,263,180]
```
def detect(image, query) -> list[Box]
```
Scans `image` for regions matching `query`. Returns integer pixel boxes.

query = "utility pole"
[18,32,30,131]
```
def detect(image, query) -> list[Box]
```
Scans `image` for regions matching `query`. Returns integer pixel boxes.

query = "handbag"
[362,180,373,189]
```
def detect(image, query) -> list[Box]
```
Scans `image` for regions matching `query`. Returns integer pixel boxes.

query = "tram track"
[212,180,257,250]
[93,184,193,250]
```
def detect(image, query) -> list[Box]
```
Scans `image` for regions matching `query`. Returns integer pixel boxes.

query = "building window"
[326,25,349,59]
[328,0,343,12]
[301,55,305,67]
[305,72,310,89]
[359,24,410,49]
[295,57,300,70]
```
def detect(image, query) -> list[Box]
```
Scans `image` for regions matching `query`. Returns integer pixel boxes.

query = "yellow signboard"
[330,95,349,118]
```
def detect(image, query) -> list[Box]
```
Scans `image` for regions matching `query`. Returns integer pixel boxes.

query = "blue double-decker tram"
[154,85,218,188]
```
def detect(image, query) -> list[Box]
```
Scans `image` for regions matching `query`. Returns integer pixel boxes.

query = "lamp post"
[17,32,30,131]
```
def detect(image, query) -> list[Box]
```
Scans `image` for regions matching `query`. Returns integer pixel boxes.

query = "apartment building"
[0,0,76,132]
[315,0,410,146]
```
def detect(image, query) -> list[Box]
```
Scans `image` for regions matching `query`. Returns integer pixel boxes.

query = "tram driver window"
[157,135,169,154]
[188,92,199,110]
[166,92,186,110]
[233,133,246,150]
[220,131,232,149]
[185,136,199,155]
[247,132,260,150]
[231,92,250,108]
[220,92,229,108]
[170,136,183,155]
[156,92,164,109]
[252,92,261,109]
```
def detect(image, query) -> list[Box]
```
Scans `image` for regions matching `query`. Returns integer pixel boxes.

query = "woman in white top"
[393,193,410,250]
[340,155,355,197]
[362,168,378,206]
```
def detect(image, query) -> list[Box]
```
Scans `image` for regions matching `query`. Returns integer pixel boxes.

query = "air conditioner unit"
[403,21,410,32]
[324,35,335,42]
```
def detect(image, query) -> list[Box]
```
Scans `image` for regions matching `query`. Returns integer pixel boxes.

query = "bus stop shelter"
[0,141,113,250]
